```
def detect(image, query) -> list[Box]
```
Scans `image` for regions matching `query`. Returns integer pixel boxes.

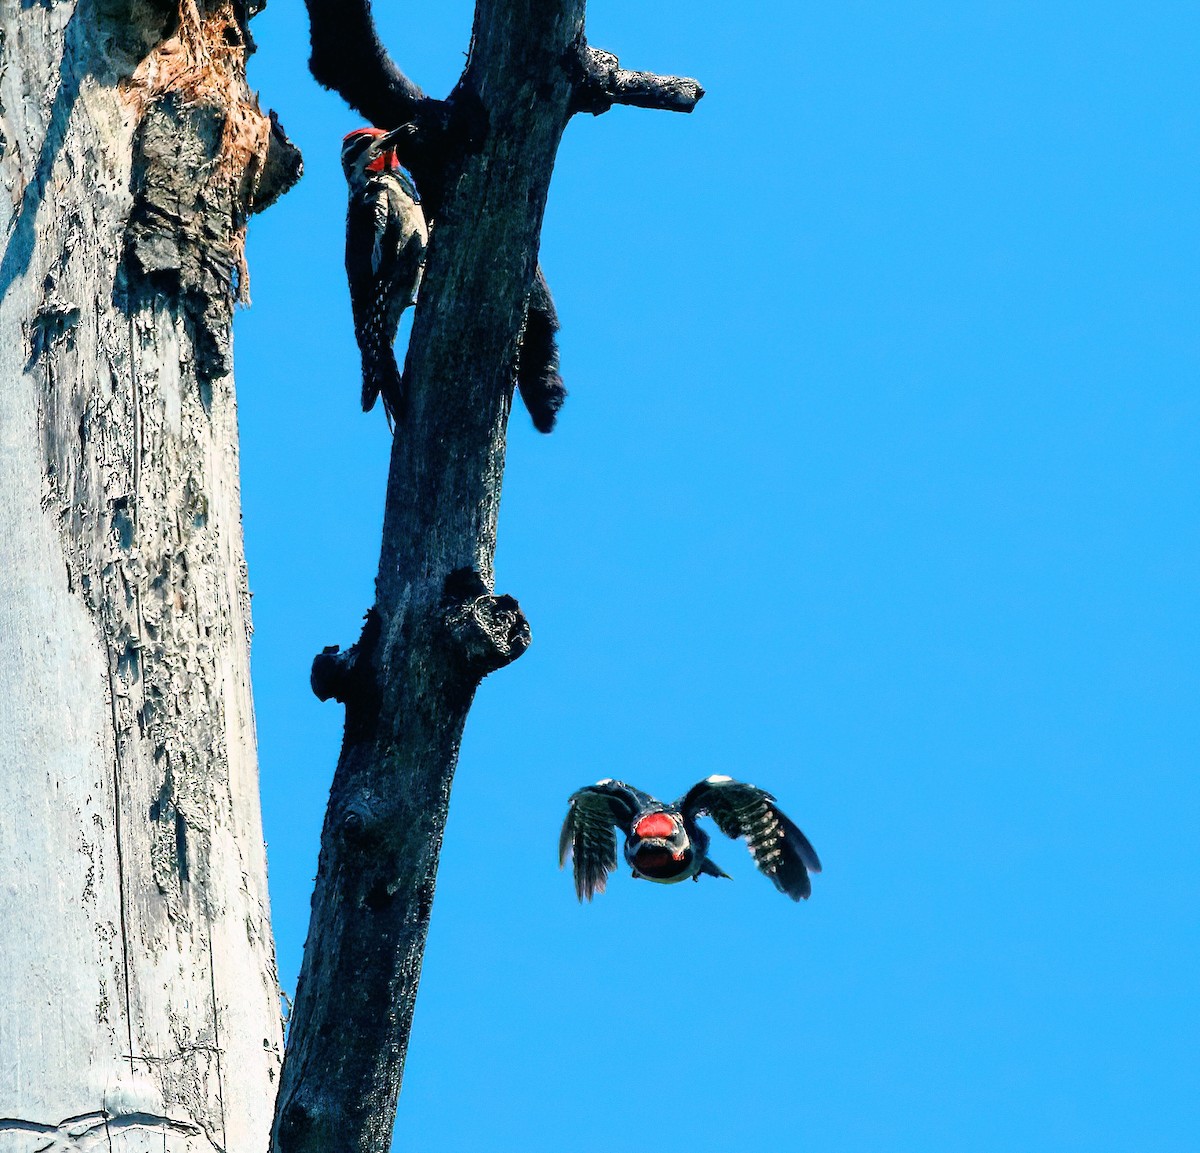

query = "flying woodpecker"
[559,775,822,902]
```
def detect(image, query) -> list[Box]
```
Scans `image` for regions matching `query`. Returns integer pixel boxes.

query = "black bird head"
[340,125,418,197]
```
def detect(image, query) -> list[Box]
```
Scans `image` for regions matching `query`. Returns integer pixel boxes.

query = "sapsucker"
[559,775,822,902]
[342,126,429,422]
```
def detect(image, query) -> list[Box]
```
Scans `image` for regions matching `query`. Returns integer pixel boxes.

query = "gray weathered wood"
[0,1,298,1148]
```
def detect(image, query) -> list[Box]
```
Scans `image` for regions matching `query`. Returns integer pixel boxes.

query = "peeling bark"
[0,0,297,1147]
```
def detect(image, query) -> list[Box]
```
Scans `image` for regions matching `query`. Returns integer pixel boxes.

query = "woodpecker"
[342,125,429,422]
[559,775,821,902]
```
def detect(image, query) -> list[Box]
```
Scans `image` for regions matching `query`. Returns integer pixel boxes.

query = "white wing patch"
[706,774,733,783]
[370,185,389,276]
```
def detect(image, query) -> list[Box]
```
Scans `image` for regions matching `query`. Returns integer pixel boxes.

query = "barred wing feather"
[681,776,821,901]
[558,781,641,902]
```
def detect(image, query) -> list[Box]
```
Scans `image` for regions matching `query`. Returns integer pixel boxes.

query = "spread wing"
[681,776,821,901]
[558,780,644,902]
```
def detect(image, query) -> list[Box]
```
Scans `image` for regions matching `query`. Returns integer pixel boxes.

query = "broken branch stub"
[444,568,532,677]
[571,44,706,116]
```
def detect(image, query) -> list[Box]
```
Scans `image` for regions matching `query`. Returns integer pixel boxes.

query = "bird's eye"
[341,136,374,167]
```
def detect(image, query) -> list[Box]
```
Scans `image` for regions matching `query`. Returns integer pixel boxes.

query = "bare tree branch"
[302,0,428,127]
[301,0,472,219]
[572,45,706,116]
[272,2,703,1150]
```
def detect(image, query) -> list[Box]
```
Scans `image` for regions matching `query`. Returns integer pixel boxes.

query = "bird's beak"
[373,124,416,153]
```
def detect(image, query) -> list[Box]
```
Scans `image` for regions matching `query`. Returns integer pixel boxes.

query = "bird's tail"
[360,333,404,424]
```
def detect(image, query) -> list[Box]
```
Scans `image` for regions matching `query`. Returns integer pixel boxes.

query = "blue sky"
[235,3,1198,1150]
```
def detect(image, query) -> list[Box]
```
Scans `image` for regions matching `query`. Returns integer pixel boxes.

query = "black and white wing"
[681,776,822,901]
[346,176,426,419]
[558,780,645,902]
[346,182,398,416]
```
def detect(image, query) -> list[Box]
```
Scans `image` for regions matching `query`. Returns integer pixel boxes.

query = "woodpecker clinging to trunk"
[559,776,822,902]
[342,125,567,430]
[342,125,429,422]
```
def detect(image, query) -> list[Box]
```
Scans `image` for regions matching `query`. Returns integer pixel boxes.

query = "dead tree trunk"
[272,3,701,1150]
[0,1,298,1147]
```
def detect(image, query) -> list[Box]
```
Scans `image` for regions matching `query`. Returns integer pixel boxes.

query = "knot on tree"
[275,1095,345,1153]
[311,608,383,709]
[335,792,388,850]
[443,569,530,677]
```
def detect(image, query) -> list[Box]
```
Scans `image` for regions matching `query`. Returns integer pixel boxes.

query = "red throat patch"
[365,150,399,174]
[635,813,675,839]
